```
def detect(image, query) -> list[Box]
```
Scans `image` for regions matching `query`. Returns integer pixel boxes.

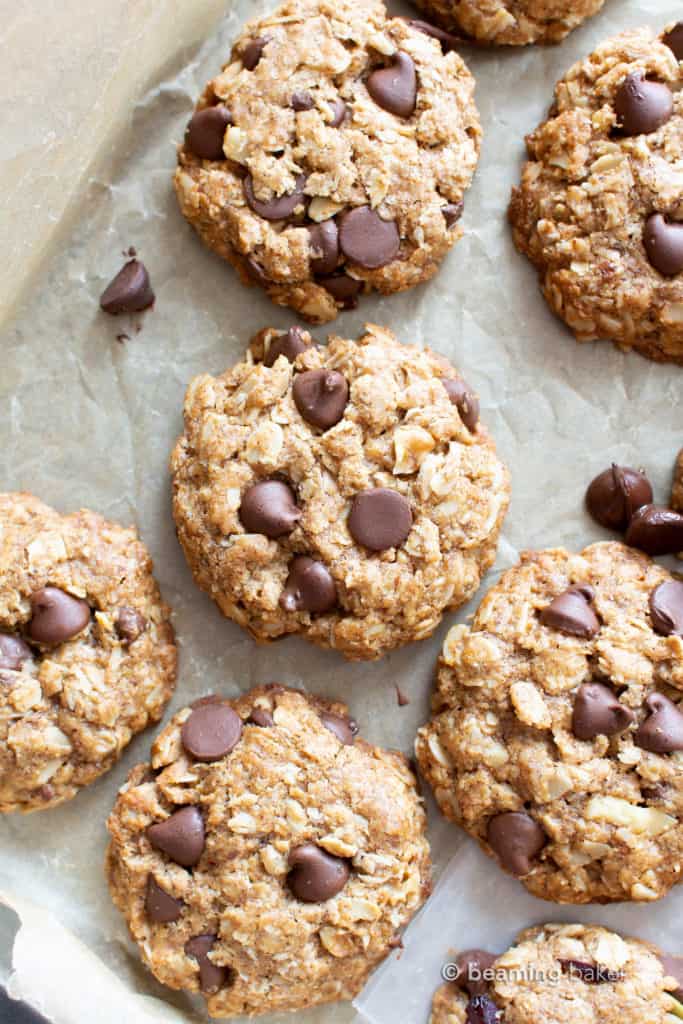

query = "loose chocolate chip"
[442,202,464,228]
[28,587,91,645]
[307,220,339,276]
[396,685,410,707]
[660,955,683,1000]
[291,90,314,111]
[115,607,147,645]
[625,504,683,555]
[367,52,417,119]
[635,693,683,754]
[663,23,683,61]
[145,875,184,923]
[465,994,501,1024]
[242,36,267,71]
[293,369,349,430]
[185,934,230,992]
[147,806,205,867]
[318,271,362,307]
[0,634,32,671]
[338,206,400,269]
[455,950,497,996]
[486,812,546,876]
[407,19,463,53]
[239,480,301,538]
[263,326,310,367]
[181,703,243,762]
[185,106,232,160]
[320,711,355,745]
[539,585,600,638]
[643,214,683,277]
[280,556,337,613]
[572,682,636,741]
[613,73,673,136]
[287,843,350,902]
[442,377,479,431]
[348,488,412,551]
[559,959,615,984]
[247,707,275,727]
[586,464,653,531]
[100,259,155,314]
[328,97,347,127]
[244,173,306,221]
[650,581,683,636]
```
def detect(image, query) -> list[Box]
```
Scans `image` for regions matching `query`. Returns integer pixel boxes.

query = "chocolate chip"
[185,106,232,160]
[643,214,683,277]
[185,934,230,992]
[247,707,274,727]
[147,806,205,867]
[486,812,546,876]
[613,73,673,136]
[328,97,347,127]
[244,173,306,221]
[239,480,301,538]
[465,994,501,1024]
[442,202,464,228]
[320,711,355,745]
[293,369,349,430]
[318,272,362,307]
[0,634,32,671]
[572,682,636,740]
[663,22,683,60]
[307,220,339,276]
[28,587,91,645]
[181,703,243,762]
[280,556,337,613]
[367,52,417,118]
[291,90,314,111]
[100,259,155,314]
[145,875,184,923]
[635,693,683,754]
[625,504,683,555]
[396,685,410,707]
[650,581,683,636]
[660,955,683,1000]
[287,843,350,902]
[585,464,653,531]
[559,959,616,984]
[245,256,271,286]
[539,585,600,638]
[407,19,463,53]
[263,326,310,367]
[242,37,267,70]
[115,607,147,645]
[442,377,479,431]
[455,950,497,996]
[348,488,412,551]
[339,206,400,269]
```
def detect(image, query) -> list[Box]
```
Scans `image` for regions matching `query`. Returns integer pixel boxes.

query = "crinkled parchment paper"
[1,1,682,1022]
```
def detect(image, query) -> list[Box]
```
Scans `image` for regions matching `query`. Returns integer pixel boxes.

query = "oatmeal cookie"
[672,448,683,513]
[106,685,430,1018]
[411,0,605,47]
[0,493,176,813]
[509,25,683,364]
[170,324,509,661]
[174,0,481,324]
[416,541,683,904]
[430,923,683,1024]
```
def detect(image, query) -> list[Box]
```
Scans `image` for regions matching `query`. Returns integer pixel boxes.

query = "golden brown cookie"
[412,0,606,46]
[0,492,176,813]
[106,685,431,1018]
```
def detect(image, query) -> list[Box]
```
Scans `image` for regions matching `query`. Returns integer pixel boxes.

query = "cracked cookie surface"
[509,25,683,364]
[106,685,430,1018]
[430,923,682,1024]
[0,492,176,813]
[412,0,605,46]
[170,324,509,661]
[416,541,683,904]
[174,0,481,323]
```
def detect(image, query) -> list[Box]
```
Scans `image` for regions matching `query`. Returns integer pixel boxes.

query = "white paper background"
[0,1,681,1022]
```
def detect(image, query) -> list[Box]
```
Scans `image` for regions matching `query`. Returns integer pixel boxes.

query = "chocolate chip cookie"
[431,924,683,1024]
[412,0,606,46]
[0,492,176,813]
[106,685,430,1018]
[509,25,683,364]
[416,541,683,904]
[170,324,509,661]
[174,0,481,323]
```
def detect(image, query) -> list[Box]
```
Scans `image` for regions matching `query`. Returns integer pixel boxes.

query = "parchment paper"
[0,1,681,1022]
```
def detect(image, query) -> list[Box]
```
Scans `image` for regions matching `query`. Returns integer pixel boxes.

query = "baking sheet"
[0,0,682,1022]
